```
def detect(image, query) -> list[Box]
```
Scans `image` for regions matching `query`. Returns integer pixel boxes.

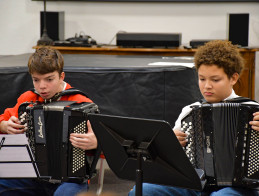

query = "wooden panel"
[237,51,256,99]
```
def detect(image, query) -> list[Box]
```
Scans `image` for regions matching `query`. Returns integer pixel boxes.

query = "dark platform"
[0,54,201,127]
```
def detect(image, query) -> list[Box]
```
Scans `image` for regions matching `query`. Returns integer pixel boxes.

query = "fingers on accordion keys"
[181,121,187,132]
[19,112,28,131]
[19,112,27,124]
[23,123,28,131]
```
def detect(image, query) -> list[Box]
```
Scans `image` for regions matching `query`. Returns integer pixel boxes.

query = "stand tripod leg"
[96,157,105,195]
[135,153,143,196]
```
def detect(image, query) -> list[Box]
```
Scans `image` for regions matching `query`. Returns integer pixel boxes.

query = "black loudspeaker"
[190,39,216,49]
[40,11,64,41]
[228,13,249,47]
[116,32,182,48]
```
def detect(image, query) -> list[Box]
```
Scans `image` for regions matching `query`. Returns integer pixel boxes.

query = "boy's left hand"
[69,120,97,150]
[249,112,259,131]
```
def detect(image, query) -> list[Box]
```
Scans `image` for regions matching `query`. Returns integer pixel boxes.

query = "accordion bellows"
[181,103,259,188]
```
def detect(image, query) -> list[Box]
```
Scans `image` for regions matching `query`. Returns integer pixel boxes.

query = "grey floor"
[89,161,135,196]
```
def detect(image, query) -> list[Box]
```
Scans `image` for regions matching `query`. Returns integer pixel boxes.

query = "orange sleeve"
[0,91,37,134]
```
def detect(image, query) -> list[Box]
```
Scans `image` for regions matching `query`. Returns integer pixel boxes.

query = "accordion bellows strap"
[181,102,259,188]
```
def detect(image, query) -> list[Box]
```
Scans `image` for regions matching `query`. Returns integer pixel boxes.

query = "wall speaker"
[40,11,64,41]
[228,13,249,47]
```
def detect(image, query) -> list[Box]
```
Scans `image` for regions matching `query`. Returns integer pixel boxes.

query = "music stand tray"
[0,134,38,178]
[88,114,205,195]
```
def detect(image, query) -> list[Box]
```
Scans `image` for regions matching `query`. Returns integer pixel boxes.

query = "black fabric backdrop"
[0,54,202,127]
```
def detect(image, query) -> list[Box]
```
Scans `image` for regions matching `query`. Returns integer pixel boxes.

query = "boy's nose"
[39,81,46,89]
[204,81,212,88]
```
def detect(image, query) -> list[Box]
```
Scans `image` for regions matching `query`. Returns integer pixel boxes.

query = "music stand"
[88,114,205,196]
[0,134,39,178]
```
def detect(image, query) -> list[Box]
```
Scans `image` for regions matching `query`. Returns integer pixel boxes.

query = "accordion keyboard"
[247,129,259,177]
[19,111,36,155]
[181,108,204,169]
[182,120,195,166]
[72,120,87,173]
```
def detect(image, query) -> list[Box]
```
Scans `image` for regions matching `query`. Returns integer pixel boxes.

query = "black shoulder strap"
[199,97,258,104]
[55,88,89,98]
[223,97,258,103]
[30,87,89,102]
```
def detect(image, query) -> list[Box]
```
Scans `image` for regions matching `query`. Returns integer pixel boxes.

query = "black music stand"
[0,134,39,179]
[88,114,205,196]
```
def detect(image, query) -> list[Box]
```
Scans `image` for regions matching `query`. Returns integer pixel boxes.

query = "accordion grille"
[72,121,87,173]
[247,129,259,177]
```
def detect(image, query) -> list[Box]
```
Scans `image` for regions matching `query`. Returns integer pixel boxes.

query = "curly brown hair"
[28,47,64,75]
[194,40,244,78]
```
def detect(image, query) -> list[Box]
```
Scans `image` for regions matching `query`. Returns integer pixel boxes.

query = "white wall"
[0,0,259,55]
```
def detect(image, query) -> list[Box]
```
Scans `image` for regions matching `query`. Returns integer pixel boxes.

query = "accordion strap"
[31,88,89,103]
[200,97,258,104]
[52,88,89,99]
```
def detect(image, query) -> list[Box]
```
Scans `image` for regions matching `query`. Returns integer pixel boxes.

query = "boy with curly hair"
[129,40,259,196]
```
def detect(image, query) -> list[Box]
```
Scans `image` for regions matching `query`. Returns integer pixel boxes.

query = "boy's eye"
[199,78,205,81]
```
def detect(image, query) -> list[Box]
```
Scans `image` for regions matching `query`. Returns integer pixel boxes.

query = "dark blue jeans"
[128,183,200,196]
[0,179,88,196]
[128,183,259,196]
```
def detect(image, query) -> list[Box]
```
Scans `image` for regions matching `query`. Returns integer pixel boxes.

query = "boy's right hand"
[1,116,27,134]
[174,129,187,147]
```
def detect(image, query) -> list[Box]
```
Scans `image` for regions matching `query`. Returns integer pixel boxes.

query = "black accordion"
[181,103,259,188]
[18,101,100,182]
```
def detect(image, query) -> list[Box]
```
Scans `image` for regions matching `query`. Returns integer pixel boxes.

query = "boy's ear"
[231,72,239,86]
[60,72,65,80]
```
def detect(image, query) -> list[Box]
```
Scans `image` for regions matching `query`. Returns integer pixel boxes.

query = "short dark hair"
[194,40,244,78]
[28,47,64,75]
